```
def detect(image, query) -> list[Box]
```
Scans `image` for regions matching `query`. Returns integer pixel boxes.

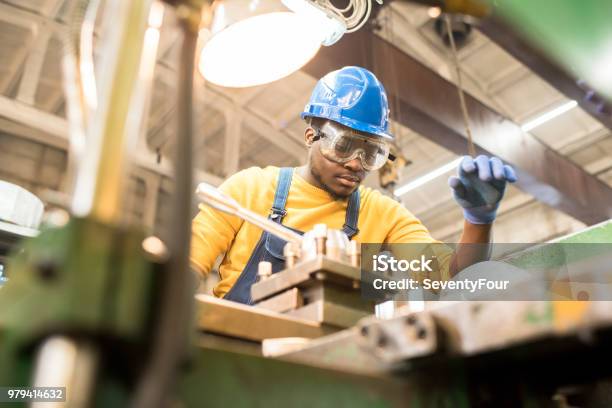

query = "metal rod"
[444,14,476,157]
[70,0,152,222]
[131,4,201,407]
[60,0,89,197]
[196,182,304,245]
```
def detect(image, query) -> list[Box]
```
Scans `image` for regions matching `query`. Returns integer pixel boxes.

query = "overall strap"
[270,167,294,222]
[342,188,360,239]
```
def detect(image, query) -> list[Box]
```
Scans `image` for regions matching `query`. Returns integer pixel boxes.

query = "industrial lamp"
[198,0,347,88]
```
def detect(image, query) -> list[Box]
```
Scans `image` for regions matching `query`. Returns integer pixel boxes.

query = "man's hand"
[449,155,517,224]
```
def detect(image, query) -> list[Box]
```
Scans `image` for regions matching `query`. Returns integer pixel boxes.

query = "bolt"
[313,224,328,255]
[257,261,272,281]
[416,327,427,340]
[283,242,300,268]
[142,236,169,261]
[37,259,58,282]
[377,333,388,348]
[346,240,361,267]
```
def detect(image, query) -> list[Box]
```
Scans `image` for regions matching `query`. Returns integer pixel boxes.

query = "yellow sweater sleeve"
[376,193,452,281]
[190,170,251,276]
[364,192,437,244]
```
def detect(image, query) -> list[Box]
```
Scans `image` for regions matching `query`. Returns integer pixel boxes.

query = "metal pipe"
[196,182,304,245]
[70,0,153,222]
[59,0,89,196]
[131,4,205,407]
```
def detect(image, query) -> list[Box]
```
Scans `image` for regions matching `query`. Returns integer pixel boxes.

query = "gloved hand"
[449,155,517,224]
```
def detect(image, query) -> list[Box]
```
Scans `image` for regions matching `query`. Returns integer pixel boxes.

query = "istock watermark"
[360,243,612,301]
[372,254,435,273]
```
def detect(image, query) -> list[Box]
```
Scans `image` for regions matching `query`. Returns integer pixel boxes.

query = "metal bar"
[302,29,612,225]
[195,295,333,341]
[132,5,199,406]
[196,182,304,245]
[251,256,361,302]
[88,1,150,222]
[69,0,152,221]
[287,300,371,328]
[256,288,304,313]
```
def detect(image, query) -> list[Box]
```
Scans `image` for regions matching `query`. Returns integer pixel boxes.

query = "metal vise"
[196,183,374,329]
[252,223,373,328]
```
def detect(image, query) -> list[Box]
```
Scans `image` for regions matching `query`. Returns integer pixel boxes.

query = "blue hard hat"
[301,66,393,140]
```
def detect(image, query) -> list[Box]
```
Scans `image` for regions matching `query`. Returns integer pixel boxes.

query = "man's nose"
[343,157,364,173]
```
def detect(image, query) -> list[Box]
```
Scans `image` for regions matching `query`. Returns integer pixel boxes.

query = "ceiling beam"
[0,0,64,94]
[232,85,268,106]
[0,2,64,31]
[155,63,305,160]
[199,83,306,160]
[478,17,612,131]
[0,29,35,94]
[0,3,38,30]
[274,94,310,129]
[0,95,222,186]
[223,105,242,177]
[16,29,52,105]
[302,29,612,225]
[1,0,305,169]
[0,95,67,145]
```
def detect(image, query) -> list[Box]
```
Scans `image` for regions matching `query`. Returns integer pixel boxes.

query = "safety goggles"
[312,121,395,171]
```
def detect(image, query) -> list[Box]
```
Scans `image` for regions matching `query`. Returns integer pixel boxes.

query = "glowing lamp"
[199,0,346,88]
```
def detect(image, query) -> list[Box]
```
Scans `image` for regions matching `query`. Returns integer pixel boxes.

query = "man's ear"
[304,127,316,147]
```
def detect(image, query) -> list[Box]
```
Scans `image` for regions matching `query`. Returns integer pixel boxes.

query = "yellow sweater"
[191,166,443,297]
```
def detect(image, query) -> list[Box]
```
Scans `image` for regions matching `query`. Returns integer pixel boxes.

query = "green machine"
[0,0,200,406]
[483,0,612,103]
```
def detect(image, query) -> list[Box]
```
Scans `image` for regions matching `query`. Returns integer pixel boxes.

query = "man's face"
[306,122,368,200]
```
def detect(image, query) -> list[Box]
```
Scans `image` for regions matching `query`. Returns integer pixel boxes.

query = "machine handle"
[196,183,303,245]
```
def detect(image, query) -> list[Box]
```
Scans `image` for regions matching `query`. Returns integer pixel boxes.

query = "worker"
[191,66,517,304]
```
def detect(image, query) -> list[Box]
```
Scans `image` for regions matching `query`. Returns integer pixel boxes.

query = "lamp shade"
[199,0,325,88]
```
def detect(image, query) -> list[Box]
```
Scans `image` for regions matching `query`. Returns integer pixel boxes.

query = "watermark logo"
[360,243,612,301]
[372,254,434,273]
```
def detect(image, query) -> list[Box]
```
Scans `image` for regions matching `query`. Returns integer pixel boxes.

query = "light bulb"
[199,12,322,88]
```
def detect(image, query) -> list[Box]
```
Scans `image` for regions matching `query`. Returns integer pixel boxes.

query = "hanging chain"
[444,15,476,157]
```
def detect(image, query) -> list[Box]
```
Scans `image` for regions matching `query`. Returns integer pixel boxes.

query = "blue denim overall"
[223,167,361,305]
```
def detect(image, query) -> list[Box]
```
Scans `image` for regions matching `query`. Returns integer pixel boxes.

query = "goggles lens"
[314,122,391,171]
